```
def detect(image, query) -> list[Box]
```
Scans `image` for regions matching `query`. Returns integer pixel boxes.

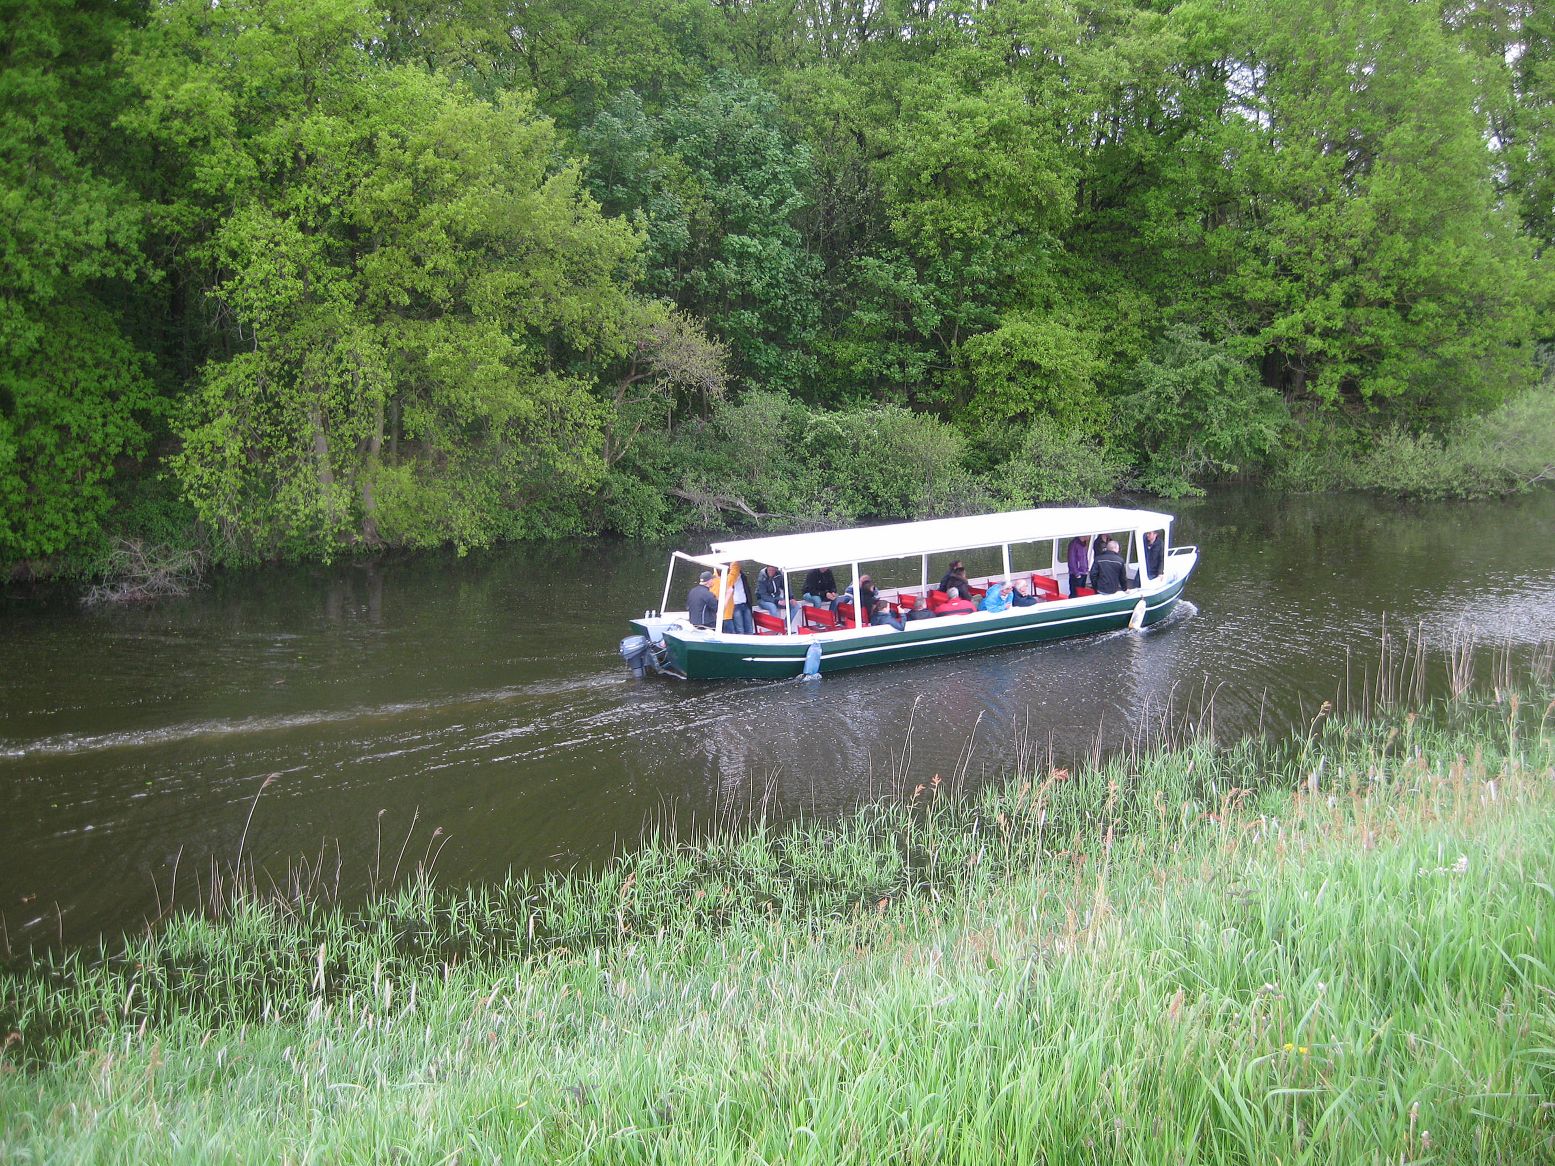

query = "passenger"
[1143,529,1164,582]
[713,562,755,634]
[870,597,904,631]
[978,580,1011,613]
[938,559,971,597]
[1092,538,1132,594]
[756,564,799,629]
[802,566,838,607]
[901,594,937,621]
[687,569,718,628]
[1008,580,1041,607]
[836,574,878,623]
[936,586,976,615]
[1066,535,1092,597]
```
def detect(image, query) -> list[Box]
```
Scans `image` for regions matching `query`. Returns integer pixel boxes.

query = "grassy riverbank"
[4,677,1554,1163]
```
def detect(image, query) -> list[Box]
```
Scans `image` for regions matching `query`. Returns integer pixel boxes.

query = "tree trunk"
[360,390,384,547]
[308,400,337,533]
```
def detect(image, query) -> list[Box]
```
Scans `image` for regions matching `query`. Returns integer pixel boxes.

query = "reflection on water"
[3,489,1554,946]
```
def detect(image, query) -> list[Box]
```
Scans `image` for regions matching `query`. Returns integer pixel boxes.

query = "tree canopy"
[3,0,1550,568]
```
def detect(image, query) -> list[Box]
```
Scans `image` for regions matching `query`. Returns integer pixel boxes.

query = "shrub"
[1120,324,1288,495]
[1280,378,1555,500]
[823,406,971,519]
[993,416,1129,505]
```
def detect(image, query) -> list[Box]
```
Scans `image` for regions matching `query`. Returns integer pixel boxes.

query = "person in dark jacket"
[870,597,904,631]
[1143,529,1165,582]
[938,559,971,597]
[802,567,838,606]
[902,594,937,620]
[687,570,718,627]
[1091,539,1132,594]
[756,565,798,629]
[1008,580,1041,607]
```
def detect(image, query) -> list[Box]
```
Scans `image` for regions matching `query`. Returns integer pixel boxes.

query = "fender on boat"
[802,642,823,678]
[1129,599,1147,631]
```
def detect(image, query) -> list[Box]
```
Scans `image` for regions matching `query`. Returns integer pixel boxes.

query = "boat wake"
[0,672,627,761]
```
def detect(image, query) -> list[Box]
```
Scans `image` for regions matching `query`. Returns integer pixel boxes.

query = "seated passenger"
[936,586,976,615]
[756,564,800,630]
[836,574,878,618]
[870,597,904,631]
[979,580,1011,613]
[1008,580,1040,607]
[802,566,838,607]
[902,594,937,621]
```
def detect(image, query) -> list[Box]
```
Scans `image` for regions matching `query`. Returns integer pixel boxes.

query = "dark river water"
[4,489,1555,949]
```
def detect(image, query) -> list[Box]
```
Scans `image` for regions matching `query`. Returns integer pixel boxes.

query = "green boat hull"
[640,575,1189,681]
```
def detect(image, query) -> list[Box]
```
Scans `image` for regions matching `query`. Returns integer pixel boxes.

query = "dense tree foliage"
[2,0,1551,569]
[0,0,153,563]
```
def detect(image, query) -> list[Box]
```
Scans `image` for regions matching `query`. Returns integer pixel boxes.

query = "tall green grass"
[3,677,1553,1162]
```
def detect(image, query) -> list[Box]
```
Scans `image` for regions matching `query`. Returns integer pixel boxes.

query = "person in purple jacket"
[1066,534,1093,597]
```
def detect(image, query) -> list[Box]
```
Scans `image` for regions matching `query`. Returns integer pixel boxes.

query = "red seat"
[926,589,949,609]
[835,602,857,627]
[1075,586,1097,597]
[1031,573,1061,597]
[753,611,788,635]
[802,605,840,630]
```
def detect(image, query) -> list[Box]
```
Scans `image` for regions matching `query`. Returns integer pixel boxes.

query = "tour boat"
[620,506,1197,680]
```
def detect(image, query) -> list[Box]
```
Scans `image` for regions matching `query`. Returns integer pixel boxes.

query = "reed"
[3,662,1554,1162]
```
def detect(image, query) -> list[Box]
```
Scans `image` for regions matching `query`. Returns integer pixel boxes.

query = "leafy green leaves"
[127,0,642,559]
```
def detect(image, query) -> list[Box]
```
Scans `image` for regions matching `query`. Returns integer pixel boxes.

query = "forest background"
[5,0,1555,575]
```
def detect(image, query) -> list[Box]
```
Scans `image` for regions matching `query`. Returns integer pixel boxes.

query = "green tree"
[1229,0,1544,419]
[961,315,1107,434]
[582,75,822,391]
[0,0,153,563]
[1121,323,1289,494]
[122,0,644,558]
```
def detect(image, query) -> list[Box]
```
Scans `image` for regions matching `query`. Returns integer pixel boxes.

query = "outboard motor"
[621,634,676,678]
[620,635,652,678]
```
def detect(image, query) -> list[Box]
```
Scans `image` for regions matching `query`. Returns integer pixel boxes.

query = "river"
[4,488,1554,948]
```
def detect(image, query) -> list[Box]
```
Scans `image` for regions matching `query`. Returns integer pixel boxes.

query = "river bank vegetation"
[6,0,1555,579]
[4,650,1553,1160]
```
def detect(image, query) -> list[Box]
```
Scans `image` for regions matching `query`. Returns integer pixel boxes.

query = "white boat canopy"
[702,507,1174,573]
